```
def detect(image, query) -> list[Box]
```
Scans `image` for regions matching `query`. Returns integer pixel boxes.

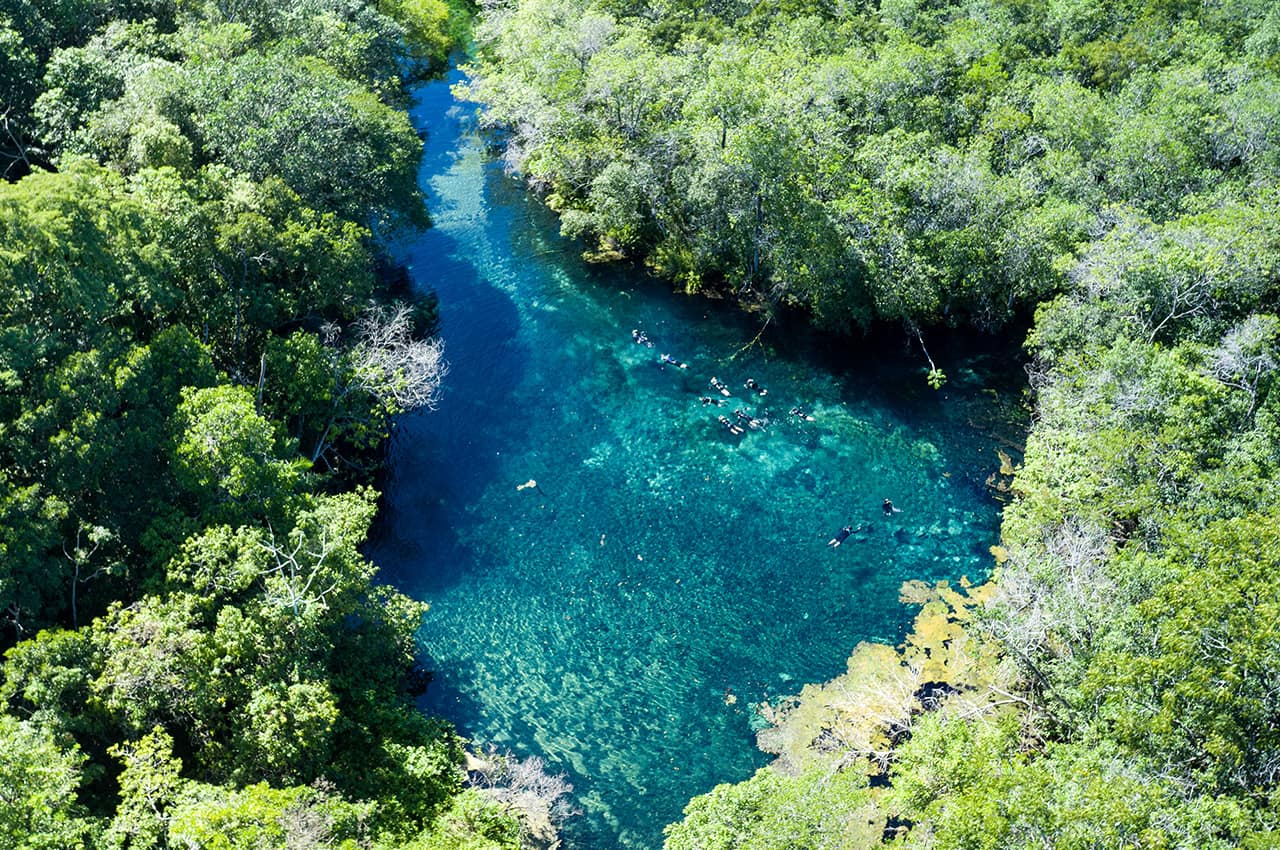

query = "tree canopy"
[0,1,526,847]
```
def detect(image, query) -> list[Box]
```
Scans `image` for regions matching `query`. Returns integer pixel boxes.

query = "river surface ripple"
[369,69,1023,850]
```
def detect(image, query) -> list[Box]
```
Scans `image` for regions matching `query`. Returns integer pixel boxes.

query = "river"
[368,68,1023,850]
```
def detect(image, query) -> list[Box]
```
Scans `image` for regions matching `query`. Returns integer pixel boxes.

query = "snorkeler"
[709,377,731,396]
[789,406,816,422]
[699,396,725,407]
[744,378,768,396]
[660,353,689,369]
[733,408,763,430]
[632,328,654,347]
[828,524,854,547]
[883,498,901,516]
[718,415,745,435]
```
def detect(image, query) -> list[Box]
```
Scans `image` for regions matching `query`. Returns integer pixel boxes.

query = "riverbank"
[0,5,537,849]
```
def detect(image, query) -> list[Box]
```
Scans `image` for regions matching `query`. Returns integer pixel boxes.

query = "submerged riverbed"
[369,70,1024,850]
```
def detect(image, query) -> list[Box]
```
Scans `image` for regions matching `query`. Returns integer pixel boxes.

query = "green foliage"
[106,726,183,850]
[171,384,304,518]
[0,711,101,844]
[1086,514,1280,796]
[664,764,879,850]
[0,716,100,849]
[380,0,463,70]
[890,718,1256,850]
[466,0,1280,333]
[189,51,427,228]
[397,790,522,850]
[0,2,495,849]
[167,781,372,850]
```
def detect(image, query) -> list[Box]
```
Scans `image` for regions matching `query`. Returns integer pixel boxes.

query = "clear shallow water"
[369,70,1024,850]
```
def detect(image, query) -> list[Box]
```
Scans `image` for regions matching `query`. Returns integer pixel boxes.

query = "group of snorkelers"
[827,499,903,547]
[631,329,898,547]
[706,378,775,435]
[715,407,767,435]
[632,328,817,436]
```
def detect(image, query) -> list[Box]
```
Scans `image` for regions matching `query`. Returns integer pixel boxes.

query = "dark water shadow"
[369,210,528,594]
[414,654,492,741]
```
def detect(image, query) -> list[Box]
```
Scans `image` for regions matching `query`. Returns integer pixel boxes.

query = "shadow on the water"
[415,654,491,737]
[369,224,528,594]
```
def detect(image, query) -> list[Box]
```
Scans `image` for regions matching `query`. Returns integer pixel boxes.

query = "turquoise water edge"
[368,70,1024,850]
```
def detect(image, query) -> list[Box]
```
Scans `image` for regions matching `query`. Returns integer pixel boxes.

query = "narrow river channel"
[368,69,1023,850]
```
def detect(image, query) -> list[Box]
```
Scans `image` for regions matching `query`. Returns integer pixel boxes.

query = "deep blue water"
[369,70,1023,850]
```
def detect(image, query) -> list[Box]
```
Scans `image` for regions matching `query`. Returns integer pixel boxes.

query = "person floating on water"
[745,378,768,396]
[883,498,901,516]
[660,353,688,369]
[828,524,854,547]
[718,414,744,435]
[710,377,731,396]
[699,396,725,406]
[789,406,816,421]
[632,328,653,347]
[733,408,763,430]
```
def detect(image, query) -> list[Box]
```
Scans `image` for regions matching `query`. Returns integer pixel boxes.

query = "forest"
[0,0,543,847]
[4,0,1280,848]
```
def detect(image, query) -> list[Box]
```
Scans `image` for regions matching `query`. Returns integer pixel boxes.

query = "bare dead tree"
[471,751,579,826]
[1207,314,1278,417]
[985,520,1115,715]
[279,799,334,850]
[305,305,449,467]
[350,304,449,413]
[63,523,115,628]
[0,110,39,180]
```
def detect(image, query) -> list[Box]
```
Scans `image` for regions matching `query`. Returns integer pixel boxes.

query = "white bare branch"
[350,304,449,413]
[1206,314,1278,415]
[258,523,341,619]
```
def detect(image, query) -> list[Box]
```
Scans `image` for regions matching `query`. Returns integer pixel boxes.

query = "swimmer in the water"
[828,524,854,547]
[789,406,816,421]
[710,377,731,397]
[883,498,901,516]
[660,353,688,369]
[745,378,768,396]
[718,415,744,435]
[632,328,654,347]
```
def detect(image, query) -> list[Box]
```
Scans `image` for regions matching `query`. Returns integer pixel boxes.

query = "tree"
[664,764,877,850]
[0,16,40,178]
[263,307,447,471]
[166,781,373,850]
[0,716,100,850]
[106,726,184,850]
[171,384,306,522]
[190,50,426,229]
[1087,514,1280,797]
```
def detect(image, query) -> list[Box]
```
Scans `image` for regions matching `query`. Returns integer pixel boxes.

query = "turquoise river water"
[369,70,1025,850]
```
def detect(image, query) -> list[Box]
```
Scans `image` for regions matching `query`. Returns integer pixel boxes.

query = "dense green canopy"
[465,0,1280,334]
[0,0,533,847]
